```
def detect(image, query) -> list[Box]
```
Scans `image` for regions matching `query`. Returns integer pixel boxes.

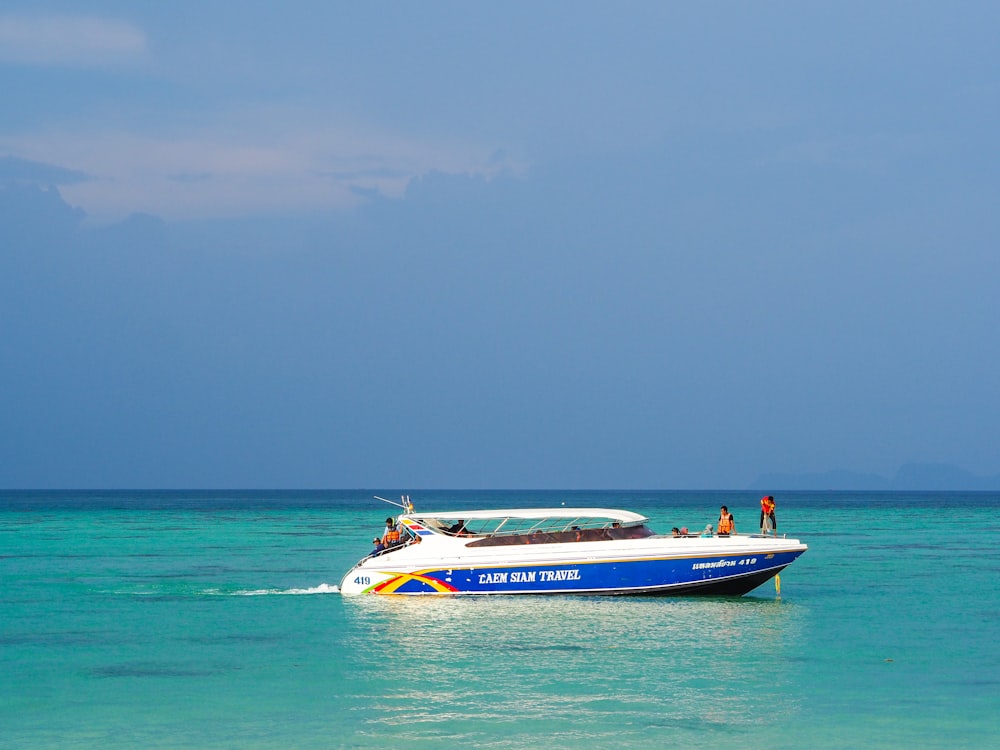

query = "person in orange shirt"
[760,495,777,535]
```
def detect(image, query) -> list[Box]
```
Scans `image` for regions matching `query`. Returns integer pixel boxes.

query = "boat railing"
[361,534,421,561]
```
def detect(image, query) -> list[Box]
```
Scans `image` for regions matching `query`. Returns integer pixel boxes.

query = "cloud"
[0,114,521,221]
[0,14,145,66]
[0,155,89,185]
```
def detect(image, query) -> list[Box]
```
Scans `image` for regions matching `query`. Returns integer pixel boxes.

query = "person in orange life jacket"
[717,506,735,536]
[381,517,401,547]
[760,495,777,535]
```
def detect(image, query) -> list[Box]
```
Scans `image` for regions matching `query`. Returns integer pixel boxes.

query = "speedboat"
[339,500,807,596]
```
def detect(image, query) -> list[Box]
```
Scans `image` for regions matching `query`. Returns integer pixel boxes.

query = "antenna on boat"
[374,495,414,514]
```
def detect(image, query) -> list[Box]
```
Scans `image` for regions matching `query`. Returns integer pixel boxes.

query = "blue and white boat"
[339,502,806,596]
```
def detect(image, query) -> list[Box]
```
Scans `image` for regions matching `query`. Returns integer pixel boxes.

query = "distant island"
[749,462,1000,491]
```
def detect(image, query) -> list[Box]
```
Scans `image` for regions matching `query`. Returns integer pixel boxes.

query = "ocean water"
[2,489,998,749]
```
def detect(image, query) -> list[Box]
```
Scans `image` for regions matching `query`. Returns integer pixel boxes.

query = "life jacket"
[718,513,734,534]
[383,527,401,545]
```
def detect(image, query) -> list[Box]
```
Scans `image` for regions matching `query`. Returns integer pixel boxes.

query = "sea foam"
[232,583,339,596]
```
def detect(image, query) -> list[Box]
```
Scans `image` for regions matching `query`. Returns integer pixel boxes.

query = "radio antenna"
[374,495,414,513]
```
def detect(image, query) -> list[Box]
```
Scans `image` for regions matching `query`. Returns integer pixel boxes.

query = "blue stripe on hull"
[387,550,804,596]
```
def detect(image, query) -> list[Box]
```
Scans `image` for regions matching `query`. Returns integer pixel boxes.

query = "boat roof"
[404,508,648,523]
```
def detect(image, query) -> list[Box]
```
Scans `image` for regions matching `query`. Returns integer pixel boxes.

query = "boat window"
[464,523,655,547]
[411,515,656,543]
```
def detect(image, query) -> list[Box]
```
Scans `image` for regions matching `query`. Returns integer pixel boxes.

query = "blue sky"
[2,2,999,489]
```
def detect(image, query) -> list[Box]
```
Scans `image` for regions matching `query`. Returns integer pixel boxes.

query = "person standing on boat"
[717,506,735,536]
[760,495,777,535]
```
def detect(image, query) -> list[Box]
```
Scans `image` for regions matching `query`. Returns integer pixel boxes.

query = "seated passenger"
[446,519,467,536]
[701,524,714,537]
[381,517,402,548]
[671,527,680,537]
[371,537,384,554]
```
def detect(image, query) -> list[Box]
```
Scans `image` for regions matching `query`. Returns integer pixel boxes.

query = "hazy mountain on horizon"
[749,462,1000,491]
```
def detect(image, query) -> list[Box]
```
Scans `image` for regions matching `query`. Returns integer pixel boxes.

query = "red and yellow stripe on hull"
[365,572,459,594]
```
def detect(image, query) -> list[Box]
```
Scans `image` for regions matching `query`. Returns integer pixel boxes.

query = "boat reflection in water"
[339,500,806,597]
[341,590,807,739]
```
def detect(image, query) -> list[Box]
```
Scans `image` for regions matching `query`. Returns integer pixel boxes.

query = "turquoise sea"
[3,490,998,749]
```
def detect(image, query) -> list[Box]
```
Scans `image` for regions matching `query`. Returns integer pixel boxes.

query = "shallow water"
[2,490,998,748]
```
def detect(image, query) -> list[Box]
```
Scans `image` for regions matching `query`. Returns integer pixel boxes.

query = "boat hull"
[340,546,804,597]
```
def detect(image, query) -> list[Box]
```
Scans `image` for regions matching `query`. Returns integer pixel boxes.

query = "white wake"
[232,583,340,596]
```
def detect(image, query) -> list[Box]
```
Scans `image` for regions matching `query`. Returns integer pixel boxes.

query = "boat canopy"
[401,507,652,541]
[405,508,647,523]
